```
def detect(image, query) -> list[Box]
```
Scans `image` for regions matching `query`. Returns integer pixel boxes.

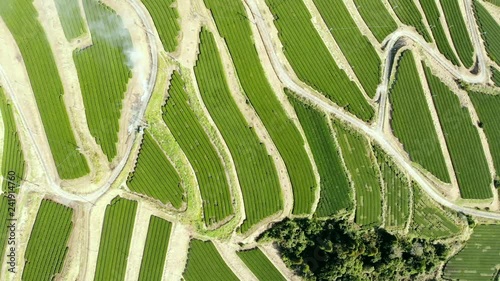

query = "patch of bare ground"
[213,241,258,280]
[260,243,301,281]
[163,223,191,280]
[124,201,149,281]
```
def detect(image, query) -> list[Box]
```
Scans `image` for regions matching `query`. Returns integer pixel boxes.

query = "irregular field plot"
[334,121,382,225]
[22,200,73,280]
[194,29,282,232]
[74,0,132,161]
[444,224,500,280]
[492,67,500,87]
[183,240,238,281]
[287,93,352,217]
[140,0,180,52]
[138,216,172,281]
[264,0,374,121]
[0,0,89,179]
[163,72,233,226]
[424,65,492,199]
[388,0,432,41]
[353,0,398,42]
[0,197,12,266]
[94,197,137,281]
[389,51,450,183]
[54,0,86,40]
[474,1,500,66]
[237,248,286,281]
[203,0,317,215]
[127,131,184,209]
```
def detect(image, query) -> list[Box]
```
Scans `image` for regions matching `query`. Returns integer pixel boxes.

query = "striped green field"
[194,29,282,232]
[373,146,410,230]
[419,0,460,65]
[203,0,317,215]
[94,197,138,281]
[22,200,74,280]
[264,0,374,121]
[334,121,382,226]
[424,65,492,199]
[444,224,500,280]
[492,67,500,87]
[388,0,432,41]
[410,182,461,239]
[353,0,398,42]
[138,216,172,281]
[485,0,500,6]
[237,248,286,281]
[140,0,180,52]
[0,0,89,179]
[287,93,352,217]
[0,196,11,266]
[389,51,450,183]
[440,0,475,68]
[54,0,86,40]
[74,0,132,161]
[163,71,233,226]
[127,131,184,209]
[469,91,500,175]
[183,240,238,281]
[474,1,500,66]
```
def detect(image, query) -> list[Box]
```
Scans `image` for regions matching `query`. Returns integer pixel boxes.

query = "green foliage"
[0,0,89,179]
[484,0,500,6]
[491,67,500,87]
[419,0,461,66]
[74,0,132,161]
[474,1,500,66]
[22,200,74,280]
[287,93,352,217]
[94,197,138,281]
[410,183,461,238]
[469,91,500,176]
[54,0,86,40]
[264,0,374,121]
[237,248,286,281]
[333,121,382,225]
[444,224,500,280]
[389,51,450,183]
[140,0,180,52]
[194,29,282,232]
[0,196,11,266]
[388,0,433,42]
[162,71,233,226]
[127,131,184,208]
[352,0,398,42]
[261,217,451,280]
[373,146,410,230]
[424,65,492,199]
[311,0,381,97]
[0,89,24,193]
[440,0,475,68]
[183,240,238,281]
[138,216,172,281]
[202,0,317,215]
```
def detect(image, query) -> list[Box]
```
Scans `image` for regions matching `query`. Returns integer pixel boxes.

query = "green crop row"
[389,51,450,183]
[440,0,475,68]
[474,1,500,66]
[0,197,11,267]
[444,224,500,280]
[140,0,180,52]
[352,0,398,42]
[138,216,172,281]
[183,240,238,281]
[54,0,86,40]
[410,182,461,238]
[202,0,317,215]
[424,65,492,199]
[22,200,74,280]
[373,146,410,230]
[333,121,382,226]
[0,0,89,179]
[237,248,286,281]
[388,0,433,42]
[163,71,233,226]
[491,67,500,87]
[419,0,461,66]
[127,131,184,209]
[265,0,374,121]
[287,93,352,217]
[74,0,132,161]
[94,197,137,281]
[194,29,282,232]
[484,0,500,6]
[312,0,382,98]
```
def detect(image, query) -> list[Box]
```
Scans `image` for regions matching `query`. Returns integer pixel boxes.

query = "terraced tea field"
[54,0,87,40]
[138,216,172,281]
[237,248,286,281]
[183,240,238,281]
[352,0,398,42]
